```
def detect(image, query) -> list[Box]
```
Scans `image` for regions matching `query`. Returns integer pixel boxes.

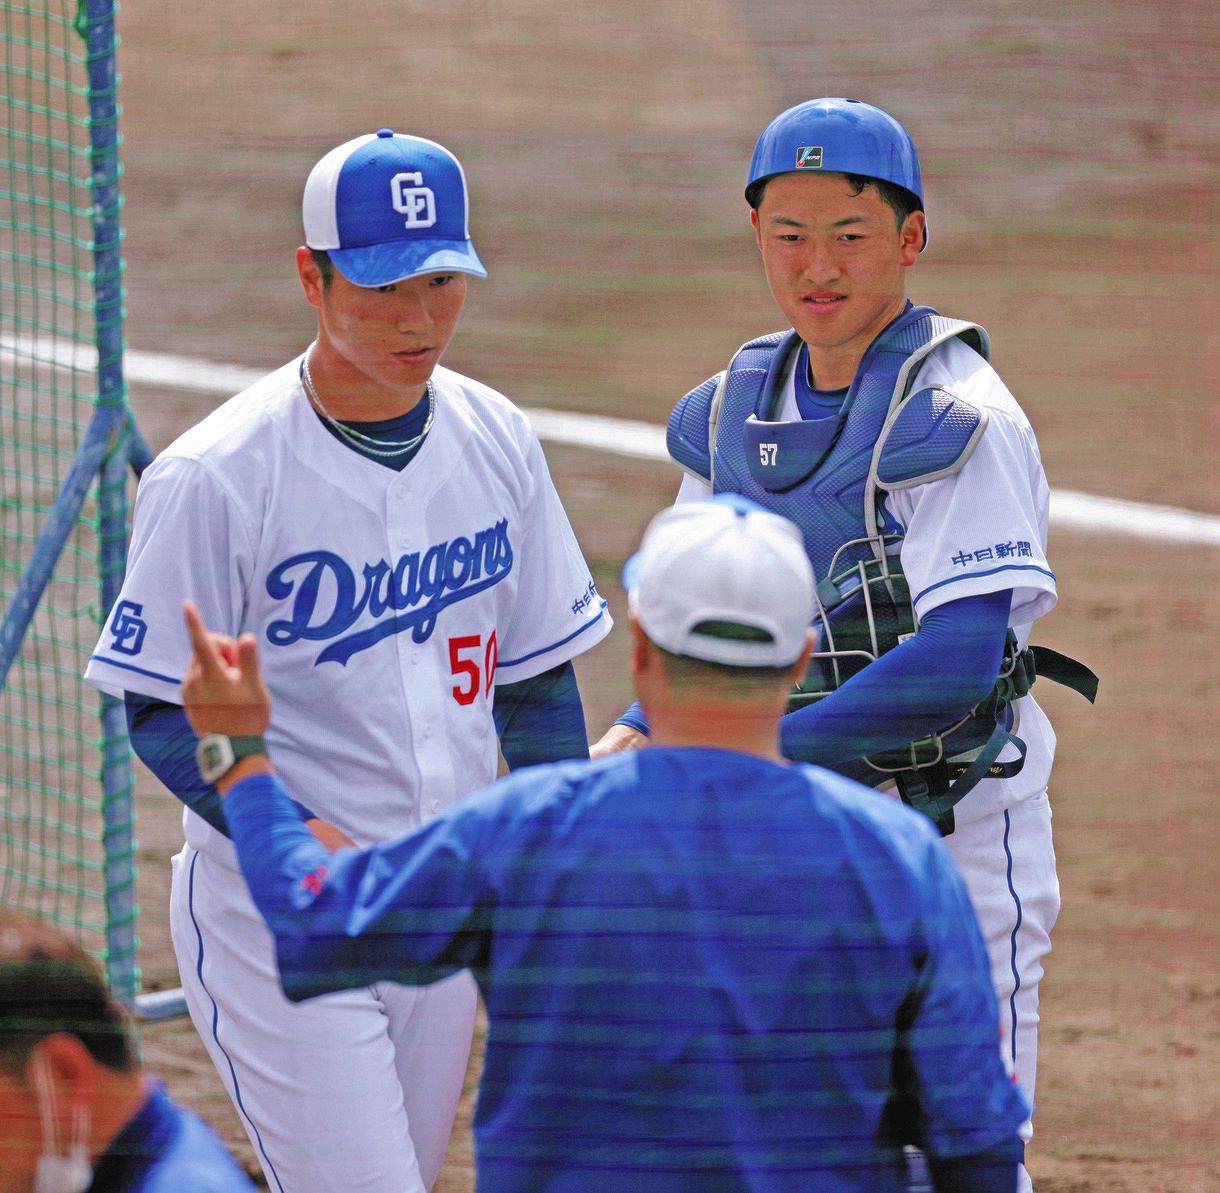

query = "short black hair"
[0,910,137,1074]
[654,621,796,689]
[310,247,335,288]
[746,170,921,231]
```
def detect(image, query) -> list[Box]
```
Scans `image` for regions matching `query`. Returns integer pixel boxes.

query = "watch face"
[197,734,234,782]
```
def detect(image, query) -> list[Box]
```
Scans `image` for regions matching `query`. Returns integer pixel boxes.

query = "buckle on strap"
[896,765,958,836]
[977,633,1099,723]
[896,721,1028,837]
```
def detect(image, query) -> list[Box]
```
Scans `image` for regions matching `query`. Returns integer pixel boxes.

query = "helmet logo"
[795,145,824,169]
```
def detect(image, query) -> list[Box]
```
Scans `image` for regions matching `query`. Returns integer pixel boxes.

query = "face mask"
[30,1051,92,1193]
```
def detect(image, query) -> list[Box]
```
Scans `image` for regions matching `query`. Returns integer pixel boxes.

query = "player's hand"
[305,818,357,851]
[181,600,272,739]
[588,724,648,758]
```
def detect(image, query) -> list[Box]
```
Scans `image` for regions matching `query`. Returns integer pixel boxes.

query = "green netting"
[0,0,137,995]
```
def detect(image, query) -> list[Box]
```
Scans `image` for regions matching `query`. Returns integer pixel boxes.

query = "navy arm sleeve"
[613,591,1011,749]
[780,590,1012,765]
[125,693,228,834]
[225,772,491,998]
[613,700,650,736]
[493,660,588,768]
[125,693,315,836]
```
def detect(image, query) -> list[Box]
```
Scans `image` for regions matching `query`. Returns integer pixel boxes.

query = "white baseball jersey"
[86,357,612,859]
[86,356,611,1192]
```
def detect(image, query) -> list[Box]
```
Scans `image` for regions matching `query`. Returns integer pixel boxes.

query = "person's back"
[425,746,1025,1190]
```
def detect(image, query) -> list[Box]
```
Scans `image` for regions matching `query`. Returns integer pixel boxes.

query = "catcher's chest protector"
[697,305,990,583]
[667,306,1098,832]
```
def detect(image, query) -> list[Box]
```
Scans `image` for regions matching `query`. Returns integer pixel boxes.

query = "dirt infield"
[112,1,1218,1189]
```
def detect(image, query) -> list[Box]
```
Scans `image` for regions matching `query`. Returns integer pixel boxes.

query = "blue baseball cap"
[746,98,927,249]
[302,129,487,287]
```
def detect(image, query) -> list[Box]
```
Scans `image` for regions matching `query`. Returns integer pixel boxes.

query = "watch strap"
[197,733,269,785]
[228,735,268,762]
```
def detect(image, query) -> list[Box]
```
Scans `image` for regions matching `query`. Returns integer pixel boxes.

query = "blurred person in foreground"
[0,908,254,1193]
[181,495,1029,1193]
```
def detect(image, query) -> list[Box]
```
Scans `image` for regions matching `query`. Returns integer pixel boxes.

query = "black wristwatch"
[196,734,268,785]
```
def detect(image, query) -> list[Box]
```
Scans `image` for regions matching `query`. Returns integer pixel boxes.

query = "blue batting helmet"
[745,98,926,245]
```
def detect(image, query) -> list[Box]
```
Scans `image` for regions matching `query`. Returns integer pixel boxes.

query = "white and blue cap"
[302,129,487,287]
[623,495,815,668]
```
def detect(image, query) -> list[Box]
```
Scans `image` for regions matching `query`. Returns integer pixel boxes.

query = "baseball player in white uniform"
[86,129,612,1192]
[593,98,1095,1193]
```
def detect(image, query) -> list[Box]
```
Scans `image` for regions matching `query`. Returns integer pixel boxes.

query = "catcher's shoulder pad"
[666,374,721,481]
[874,386,988,490]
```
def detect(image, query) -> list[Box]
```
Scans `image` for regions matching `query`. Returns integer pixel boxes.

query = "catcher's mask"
[789,534,962,777]
[789,534,1047,792]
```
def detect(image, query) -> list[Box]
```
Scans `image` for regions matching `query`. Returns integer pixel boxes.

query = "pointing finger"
[182,600,225,677]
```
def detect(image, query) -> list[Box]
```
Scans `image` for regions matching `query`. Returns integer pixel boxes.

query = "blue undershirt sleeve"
[124,692,315,836]
[494,660,588,769]
[780,589,1013,766]
[613,700,650,736]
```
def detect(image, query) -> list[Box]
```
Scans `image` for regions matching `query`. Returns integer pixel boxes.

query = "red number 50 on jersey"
[448,632,499,706]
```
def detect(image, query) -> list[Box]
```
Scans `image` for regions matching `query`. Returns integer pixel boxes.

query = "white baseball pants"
[944,790,1060,1193]
[169,843,477,1193]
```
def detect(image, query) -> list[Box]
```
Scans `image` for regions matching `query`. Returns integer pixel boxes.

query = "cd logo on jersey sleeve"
[109,599,148,656]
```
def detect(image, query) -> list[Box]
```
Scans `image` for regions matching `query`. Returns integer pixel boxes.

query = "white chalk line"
[5,335,1218,547]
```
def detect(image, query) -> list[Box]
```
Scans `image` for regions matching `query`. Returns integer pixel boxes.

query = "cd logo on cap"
[391,172,437,228]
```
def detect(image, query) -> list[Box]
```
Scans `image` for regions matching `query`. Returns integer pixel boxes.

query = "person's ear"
[787,628,816,689]
[628,613,652,676]
[899,210,925,266]
[296,246,324,310]
[29,1034,96,1106]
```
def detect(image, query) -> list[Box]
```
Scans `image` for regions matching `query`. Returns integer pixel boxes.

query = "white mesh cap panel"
[301,133,377,249]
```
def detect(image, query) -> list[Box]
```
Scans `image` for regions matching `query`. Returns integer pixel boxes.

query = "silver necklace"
[300,347,435,459]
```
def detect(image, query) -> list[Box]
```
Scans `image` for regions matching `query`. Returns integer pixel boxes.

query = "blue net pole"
[78,0,139,1004]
